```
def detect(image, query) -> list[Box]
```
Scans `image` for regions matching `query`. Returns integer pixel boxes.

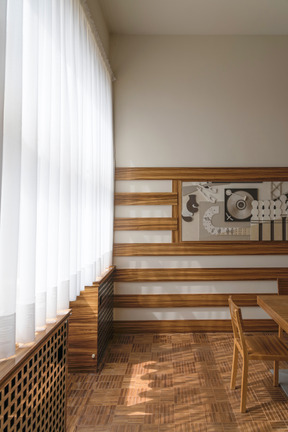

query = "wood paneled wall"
[113,167,288,333]
[113,319,278,333]
[114,242,288,256]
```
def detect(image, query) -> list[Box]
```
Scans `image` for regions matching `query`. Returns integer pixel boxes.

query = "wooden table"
[257,295,288,333]
[257,295,288,395]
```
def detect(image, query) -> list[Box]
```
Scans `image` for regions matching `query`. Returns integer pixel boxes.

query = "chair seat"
[245,335,288,361]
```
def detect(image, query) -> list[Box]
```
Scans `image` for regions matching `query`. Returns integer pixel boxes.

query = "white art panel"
[114,281,278,295]
[115,205,172,218]
[114,307,270,321]
[116,180,172,192]
[114,231,172,243]
[114,255,288,269]
[182,181,288,241]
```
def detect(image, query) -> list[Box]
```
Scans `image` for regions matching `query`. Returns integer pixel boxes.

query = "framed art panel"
[114,167,288,255]
[182,180,288,242]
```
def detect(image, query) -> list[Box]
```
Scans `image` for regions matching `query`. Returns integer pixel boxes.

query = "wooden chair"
[228,296,288,413]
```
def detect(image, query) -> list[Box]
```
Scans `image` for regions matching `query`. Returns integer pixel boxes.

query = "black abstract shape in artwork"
[181,194,199,222]
[186,194,199,215]
[182,216,193,222]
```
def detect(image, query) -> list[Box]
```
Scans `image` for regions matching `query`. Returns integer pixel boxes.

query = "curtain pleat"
[0,0,114,359]
[0,0,23,358]
[35,0,52,330]
[16,0,39,344]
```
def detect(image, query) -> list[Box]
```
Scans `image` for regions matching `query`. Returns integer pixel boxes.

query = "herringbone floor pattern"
[67,333,288,432]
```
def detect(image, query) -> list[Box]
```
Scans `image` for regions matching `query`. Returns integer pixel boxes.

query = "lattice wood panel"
[97,274,114,365]
[0,318,68,432]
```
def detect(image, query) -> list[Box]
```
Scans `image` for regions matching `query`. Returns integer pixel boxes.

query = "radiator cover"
[0,314,69,432]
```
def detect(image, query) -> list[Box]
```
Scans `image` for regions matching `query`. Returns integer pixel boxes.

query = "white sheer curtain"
[0,0,114,359]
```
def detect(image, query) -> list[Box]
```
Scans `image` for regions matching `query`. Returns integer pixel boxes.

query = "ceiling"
[97,0,288,35]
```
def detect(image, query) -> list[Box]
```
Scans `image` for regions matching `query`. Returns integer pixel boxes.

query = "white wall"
[111,35,288,167]
[111,35,288,322]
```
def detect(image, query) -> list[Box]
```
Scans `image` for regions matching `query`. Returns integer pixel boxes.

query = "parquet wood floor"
[67,333,288,432]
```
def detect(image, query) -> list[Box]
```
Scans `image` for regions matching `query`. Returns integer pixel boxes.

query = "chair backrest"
[228,296,247,355]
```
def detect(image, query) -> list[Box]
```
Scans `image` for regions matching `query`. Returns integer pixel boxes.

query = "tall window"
[0,0,114,359]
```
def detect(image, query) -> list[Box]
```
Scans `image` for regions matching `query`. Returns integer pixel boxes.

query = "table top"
[257,295,288,333]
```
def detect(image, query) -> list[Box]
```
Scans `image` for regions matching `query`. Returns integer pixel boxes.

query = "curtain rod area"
[81,0,116,81]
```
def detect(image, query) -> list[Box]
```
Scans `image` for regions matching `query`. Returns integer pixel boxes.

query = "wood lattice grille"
[97,274,114,366]
[0,318,68,432]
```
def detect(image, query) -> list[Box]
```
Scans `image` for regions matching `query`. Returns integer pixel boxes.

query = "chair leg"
[240,358,248,413]
[273,361,279,387]
[230,342,238,390]
[278,326,283,339]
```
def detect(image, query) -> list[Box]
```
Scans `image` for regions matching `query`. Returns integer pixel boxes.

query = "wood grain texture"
[93,266,116,287]
[68,267,115,373]
[113,319,278,333]
[114,267,288,282]
[113,293,273,308]
[172,180,181,243]
[114,192,178,205]
[113,241,288,255]
[114,217,178,230]
[257,295,288,334]
[67,332,288,432]
[115,167,288,181]
[278,278,288,295]
[68,286,98,373]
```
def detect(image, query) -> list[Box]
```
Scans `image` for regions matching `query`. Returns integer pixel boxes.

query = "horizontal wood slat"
[113,242,288,256]
[115,268,288,282]
[113,319,278,333]
[114,218,178,231]
[113,293,274,308]
[115,167,288,181]
[115,193,177,206]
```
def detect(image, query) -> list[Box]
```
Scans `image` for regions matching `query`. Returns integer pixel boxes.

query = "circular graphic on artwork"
[226,190,255,220]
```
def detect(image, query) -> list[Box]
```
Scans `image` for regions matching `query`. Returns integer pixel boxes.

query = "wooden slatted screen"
[113,167,288,333]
